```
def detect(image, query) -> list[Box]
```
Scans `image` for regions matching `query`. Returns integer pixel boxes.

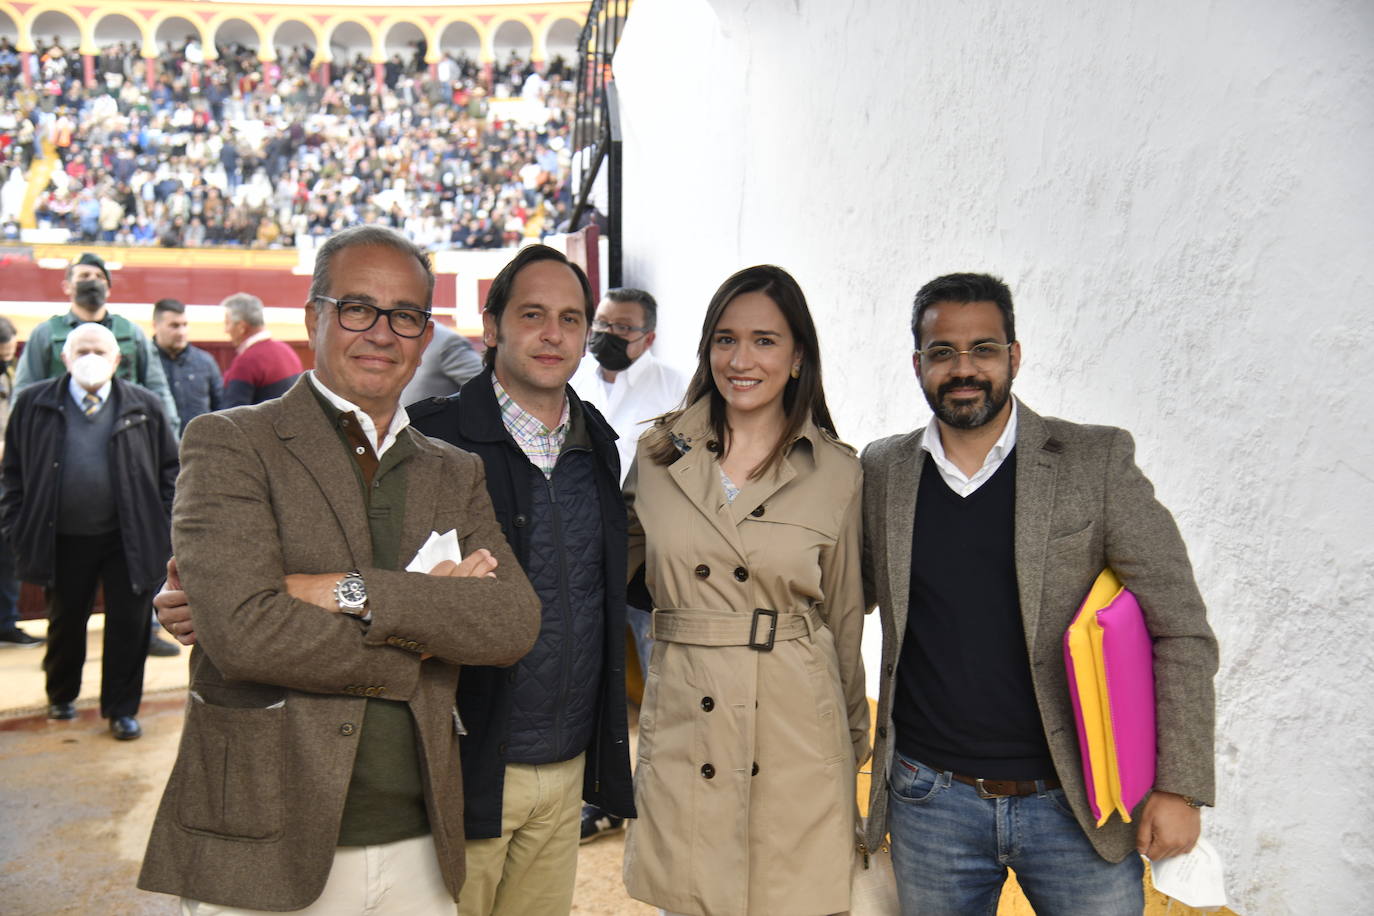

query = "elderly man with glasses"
[139,225,541,914]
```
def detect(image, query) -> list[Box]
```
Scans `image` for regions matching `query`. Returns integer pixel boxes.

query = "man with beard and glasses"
[15,253,180,430]
[568,287,686,844]
[859,273,1218,914]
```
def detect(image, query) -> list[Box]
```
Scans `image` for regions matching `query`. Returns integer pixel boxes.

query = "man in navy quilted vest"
[406,243,636,916]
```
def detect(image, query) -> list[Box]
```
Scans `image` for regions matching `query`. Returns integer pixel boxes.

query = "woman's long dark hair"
[648,265,836,480]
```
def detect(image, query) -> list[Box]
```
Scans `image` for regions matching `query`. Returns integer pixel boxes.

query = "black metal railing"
[568,0,630,285]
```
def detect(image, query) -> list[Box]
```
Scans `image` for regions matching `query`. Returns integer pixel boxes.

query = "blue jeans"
[886,750,1143,915]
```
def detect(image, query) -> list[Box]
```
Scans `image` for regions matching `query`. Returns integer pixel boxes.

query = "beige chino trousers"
[457,752,587,916]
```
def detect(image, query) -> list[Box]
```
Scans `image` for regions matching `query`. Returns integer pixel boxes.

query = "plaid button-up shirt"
[493,373,570,478]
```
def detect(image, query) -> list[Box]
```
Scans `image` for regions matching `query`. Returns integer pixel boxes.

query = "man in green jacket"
[14,252,180,430]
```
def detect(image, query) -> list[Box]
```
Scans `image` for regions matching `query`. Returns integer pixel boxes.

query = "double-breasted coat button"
[750,505,765,518]
[700,696,714,712]
[706,440,721,453]
[752,762,759,776]
[514,514,529,527]
[340,723,357,736]
[694,564,710,579]
[733,567,748,582]
[877,726,888,739]
[885,663,894,676]
[701,763,715,779]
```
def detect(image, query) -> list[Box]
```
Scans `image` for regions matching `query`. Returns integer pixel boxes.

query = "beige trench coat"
[622,400,870,916]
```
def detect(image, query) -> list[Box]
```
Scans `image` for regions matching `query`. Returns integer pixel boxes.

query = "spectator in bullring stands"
[152,298,223,433]
[0,34,577,253]
[0,323,179,740]
[14,252,181,429]
[0,315,42,648]
[220,292,302,408]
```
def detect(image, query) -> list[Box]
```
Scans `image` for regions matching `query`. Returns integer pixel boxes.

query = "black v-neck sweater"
[893,449,1056,780]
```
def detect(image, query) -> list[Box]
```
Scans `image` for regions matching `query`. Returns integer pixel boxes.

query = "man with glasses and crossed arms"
[140,225,540,914]
[860,272,1218,914]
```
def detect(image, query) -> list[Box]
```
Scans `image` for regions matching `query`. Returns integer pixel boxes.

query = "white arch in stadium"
[0,1,598,66]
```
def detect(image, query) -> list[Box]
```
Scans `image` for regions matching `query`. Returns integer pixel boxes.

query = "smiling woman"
[622,265,870,916]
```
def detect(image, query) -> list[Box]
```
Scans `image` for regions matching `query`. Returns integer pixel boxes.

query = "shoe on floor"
[48,702,77,720]
[110,716,142,740]
[0,626,43,647]
[148,632,181,657]
[579,804,625,844]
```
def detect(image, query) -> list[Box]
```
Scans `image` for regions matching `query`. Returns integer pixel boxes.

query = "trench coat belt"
[650,606,824,647]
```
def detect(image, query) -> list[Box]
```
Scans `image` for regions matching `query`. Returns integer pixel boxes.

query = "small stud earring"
[790,365,800,379]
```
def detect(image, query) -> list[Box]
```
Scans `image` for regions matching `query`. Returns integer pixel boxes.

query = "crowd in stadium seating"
[0,33,583,250]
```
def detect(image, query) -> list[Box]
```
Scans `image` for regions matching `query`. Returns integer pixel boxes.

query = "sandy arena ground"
[0,619,651,916]
[0,704,651,915]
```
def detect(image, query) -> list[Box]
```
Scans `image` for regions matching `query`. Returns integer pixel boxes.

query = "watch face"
[338,576,367,607]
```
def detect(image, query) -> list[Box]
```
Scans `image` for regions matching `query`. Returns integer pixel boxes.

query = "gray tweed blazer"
[861,400,1218,863]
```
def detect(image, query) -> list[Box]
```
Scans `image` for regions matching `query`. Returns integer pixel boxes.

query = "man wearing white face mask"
[0,323,179,740]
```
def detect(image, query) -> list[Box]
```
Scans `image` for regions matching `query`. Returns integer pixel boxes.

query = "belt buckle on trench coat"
[748,608,777,651]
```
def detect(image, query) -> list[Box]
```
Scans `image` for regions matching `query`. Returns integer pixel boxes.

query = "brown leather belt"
[950,772,1061,798]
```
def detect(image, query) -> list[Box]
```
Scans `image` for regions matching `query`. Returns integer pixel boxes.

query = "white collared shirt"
[921,397,1019,497]
[68,376,112,411]
[570,348,688,484]
[307,371,410,459]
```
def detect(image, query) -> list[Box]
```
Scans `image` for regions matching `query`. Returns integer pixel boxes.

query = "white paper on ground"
[405,529,463,573]
[1148,836,1228,909]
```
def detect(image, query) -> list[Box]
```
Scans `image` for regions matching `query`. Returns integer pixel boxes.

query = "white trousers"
[181,833,452,915]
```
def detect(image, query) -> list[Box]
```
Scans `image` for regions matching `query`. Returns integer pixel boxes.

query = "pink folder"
[1063,569,1156,826]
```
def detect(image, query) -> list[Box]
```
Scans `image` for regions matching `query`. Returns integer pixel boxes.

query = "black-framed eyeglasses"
[915,341,1015,365]
[591,318,649,340]
[315,295,431,339]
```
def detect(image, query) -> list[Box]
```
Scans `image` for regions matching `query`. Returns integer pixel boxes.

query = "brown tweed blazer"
[861,400,1218,863]
[138,378,540,909]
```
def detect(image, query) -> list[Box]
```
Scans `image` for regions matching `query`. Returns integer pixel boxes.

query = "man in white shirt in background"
[568,286,686,844]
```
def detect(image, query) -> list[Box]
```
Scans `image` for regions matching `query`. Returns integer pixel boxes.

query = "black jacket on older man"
[0,374,178,592]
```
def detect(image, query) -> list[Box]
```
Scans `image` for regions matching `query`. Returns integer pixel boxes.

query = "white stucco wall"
[614,0,1374,910]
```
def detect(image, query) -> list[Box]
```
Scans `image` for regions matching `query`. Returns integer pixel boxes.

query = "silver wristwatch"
[333,570,369,618]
